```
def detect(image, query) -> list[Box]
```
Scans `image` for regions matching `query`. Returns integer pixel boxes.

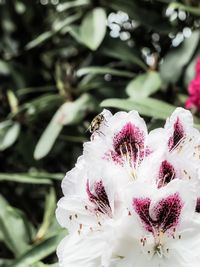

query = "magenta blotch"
[86,179,111,216]
[157,160,176,188]
[110,122,146,166]
[133,193,183,234]
[168,118,185,151]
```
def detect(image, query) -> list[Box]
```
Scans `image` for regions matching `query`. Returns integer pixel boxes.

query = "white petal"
[57,232,108,267]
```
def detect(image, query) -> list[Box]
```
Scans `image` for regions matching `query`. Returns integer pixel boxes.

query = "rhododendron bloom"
[186,57,200,111]
[56,108,200,267]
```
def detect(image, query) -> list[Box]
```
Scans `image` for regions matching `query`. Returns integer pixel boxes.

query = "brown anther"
[69,215,72,220]
[75,214,78,218]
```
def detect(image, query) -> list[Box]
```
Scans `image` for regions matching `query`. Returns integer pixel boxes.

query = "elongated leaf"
[0,60,10,75]
[31,263,59,267]
[126,71,162,98]
[35,188,56,242]
[80,8,107,50]
[0,195,32,257]
[101,97,176,120]
[160,31,200,83]
[9,234,65,267]
[17,86,56,96]
[170,2,200,16]
[194,124,200,130]
[34,118,62,160]
[0,173,52,184]
[34,94,94,159]
[101,39,147,70]
[0,259,12,267]
[0,120,20,151]
[57,0,90,12]
[25,12,82,50]
[77,67,134,78]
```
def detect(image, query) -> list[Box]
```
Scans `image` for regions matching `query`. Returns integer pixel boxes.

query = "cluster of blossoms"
[186,57,200,112]
[56,107,200,267]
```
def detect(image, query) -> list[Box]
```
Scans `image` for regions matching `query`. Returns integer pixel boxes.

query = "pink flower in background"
[186,57,200,111]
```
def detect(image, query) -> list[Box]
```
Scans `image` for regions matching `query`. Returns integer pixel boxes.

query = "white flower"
[84,110,159,180]
[57,231,110,267]
[56,156,126,235]
[109,180,200,267]
[56,107,200,267]
[164,108,200,164]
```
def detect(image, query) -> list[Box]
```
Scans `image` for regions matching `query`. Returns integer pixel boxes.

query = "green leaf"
[31,262,59,267]
[56,0,90,12]
[0,60,10,75]
[33,114,62,160]
[160,31,200,84]
[25,12,82,50]
[101,97,176,120]
[80,8,107,50]
[0,173,53,184]
[126,71,162,98]
[170,2,200,16]
[77,67,134,78]
[9,234,64,267]
[34,94,94,160]
[101,39,147,70]
[194,124,200,131]
[0,195,32,257]
[0,258,12,267]
[7,90,19,114]
[17,86,57,97]
[0,120,20,151]
[35,188,56,242]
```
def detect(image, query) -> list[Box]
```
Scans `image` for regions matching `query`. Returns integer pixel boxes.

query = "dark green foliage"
[0,0,200,265]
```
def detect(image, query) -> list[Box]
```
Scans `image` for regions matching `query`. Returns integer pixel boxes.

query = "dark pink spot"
[168,118,185,151]
[133,193,183,234]
[86,180,111,216]
[157,160,176,188]
[195,198,200,213]
[132,198,152,232]
[111,122,146,165]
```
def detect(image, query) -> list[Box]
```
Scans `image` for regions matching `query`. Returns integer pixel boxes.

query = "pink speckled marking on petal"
[133,193,183,234]
[86,179,111,216]
[108,122,148,166]
[168,118,185,151]
[152,193,183,232]
[133,197,153,232]
[157,160,176,188]
[195,197,200,213]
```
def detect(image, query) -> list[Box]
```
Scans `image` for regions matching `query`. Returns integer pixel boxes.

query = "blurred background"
[0,0,200,266]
